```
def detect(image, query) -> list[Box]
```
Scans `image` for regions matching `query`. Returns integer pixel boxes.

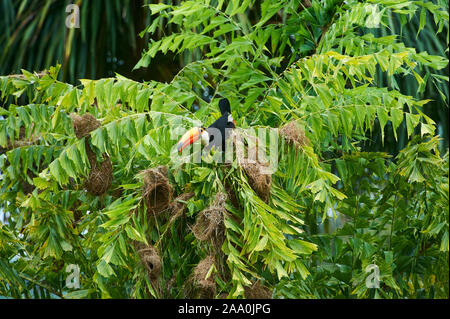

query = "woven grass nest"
[136,244,162,280]
[241,154,272,203]
[71,113,112,196]
[85,143,113,196]
[71,113,101,139]
[279,120,310,148]
[192,193,226,247]
[232,131,272,203]
[185,255,216,299]
[141,166,173,216]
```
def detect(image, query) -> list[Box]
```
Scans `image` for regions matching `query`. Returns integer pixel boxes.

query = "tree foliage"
[0,0,448,299]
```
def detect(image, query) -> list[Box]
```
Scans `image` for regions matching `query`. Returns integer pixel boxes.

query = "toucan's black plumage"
[205,98,235,152]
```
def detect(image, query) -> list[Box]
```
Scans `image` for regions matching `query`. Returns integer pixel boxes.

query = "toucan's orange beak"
[177,127,202,153]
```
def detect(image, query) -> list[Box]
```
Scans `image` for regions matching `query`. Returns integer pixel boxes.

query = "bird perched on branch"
[177,98,236,153]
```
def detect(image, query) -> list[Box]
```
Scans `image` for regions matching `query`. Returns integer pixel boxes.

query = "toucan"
[177,98,236,153]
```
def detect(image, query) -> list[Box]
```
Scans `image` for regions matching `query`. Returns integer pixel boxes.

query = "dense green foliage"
[0,0,448,299]
[1,0,448,145]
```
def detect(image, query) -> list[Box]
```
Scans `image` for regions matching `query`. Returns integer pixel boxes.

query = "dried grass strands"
[136,245,162,280]
[70,113,112,196]
[231,131,272,203]
[85,143,113,196]
[185,255,216,299]
[192,193,226,247]
[70,113,101,139]
[141,166,173,216]
[279,120,310,148]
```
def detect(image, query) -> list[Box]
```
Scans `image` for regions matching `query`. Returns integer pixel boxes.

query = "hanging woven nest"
[279,120,310,148]
[141,166,173,216]
[85,143,113,196]
[185,255,216,299]
[232,131,272,203]
[71,113,112,196]
[242,159,272,203]
[71,113,101,139]
[192,193,226,246]
[136,244,162,280]
[244,281,273,299]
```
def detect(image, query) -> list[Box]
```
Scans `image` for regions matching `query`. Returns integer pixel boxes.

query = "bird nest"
[141,166,173,216]
[244,281,272,299]
[279,120,310,148]
[71,113,101,139]
[192,193,226,247]
[85,143,113,196]
[185,255,216,299]
[136,244,162,280]
[232,131,272,202]
[241,150,272,203]
[71,113,112,196]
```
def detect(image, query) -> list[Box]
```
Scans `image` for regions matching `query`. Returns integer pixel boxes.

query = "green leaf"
[97,260,115,278]
[149,3,172,15]
[405,113,420,137]
[288,239,318,255]
[254,235,269,252]
[377,106,388,144]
